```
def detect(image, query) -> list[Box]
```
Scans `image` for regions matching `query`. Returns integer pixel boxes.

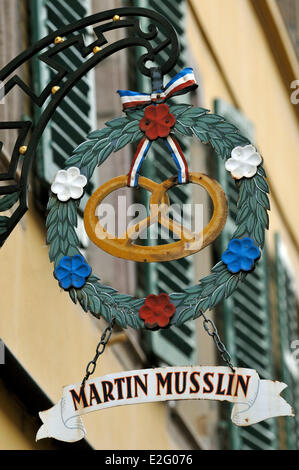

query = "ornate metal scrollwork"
[0,7,180,246]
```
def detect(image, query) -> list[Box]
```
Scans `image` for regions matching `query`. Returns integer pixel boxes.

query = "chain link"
[80,310,234,388]
[81,317,116,388]
[201,310,235,373]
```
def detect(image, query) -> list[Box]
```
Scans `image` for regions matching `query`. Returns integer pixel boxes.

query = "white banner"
[36,366,294,443]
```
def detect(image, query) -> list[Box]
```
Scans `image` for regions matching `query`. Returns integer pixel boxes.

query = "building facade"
[0,0,298,450]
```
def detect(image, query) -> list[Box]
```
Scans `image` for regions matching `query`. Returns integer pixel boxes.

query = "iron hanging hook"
[150,66,163,93]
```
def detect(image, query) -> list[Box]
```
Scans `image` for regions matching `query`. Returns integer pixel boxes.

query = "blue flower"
[221,237,260,274]
[54,255,91,289]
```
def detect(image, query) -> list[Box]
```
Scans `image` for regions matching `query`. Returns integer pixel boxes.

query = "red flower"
[139,293,176,329]
[139,104,176,140]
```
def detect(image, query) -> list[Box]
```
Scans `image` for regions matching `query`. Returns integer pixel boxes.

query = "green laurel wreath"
[46,104,269,329]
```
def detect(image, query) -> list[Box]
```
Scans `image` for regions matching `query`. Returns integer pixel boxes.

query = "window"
[214,99,278,450]
[134,0,196,366]
[276,234,299,449]
[30,0,96,245]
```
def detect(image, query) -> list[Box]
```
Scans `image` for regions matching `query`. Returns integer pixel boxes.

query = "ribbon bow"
[118,67,198,112]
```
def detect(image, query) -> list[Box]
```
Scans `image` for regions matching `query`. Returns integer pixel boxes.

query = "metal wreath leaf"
[46,105,270,329]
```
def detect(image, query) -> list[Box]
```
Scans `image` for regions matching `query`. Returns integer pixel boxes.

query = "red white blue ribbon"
[118,67,197,112]
[128,136,189,187]
[127,137,151,187]
[164,136,189,184]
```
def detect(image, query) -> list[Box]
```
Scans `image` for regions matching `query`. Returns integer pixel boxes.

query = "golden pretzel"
[84,173,228,263]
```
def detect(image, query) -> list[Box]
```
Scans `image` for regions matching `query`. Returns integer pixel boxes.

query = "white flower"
[51,167,87,202]
[225,145,262,179]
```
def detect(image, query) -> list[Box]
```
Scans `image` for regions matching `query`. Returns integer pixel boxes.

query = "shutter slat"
[47,0,84,23]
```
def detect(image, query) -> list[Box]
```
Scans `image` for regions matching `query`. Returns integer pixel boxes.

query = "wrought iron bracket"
[0,7,180,246]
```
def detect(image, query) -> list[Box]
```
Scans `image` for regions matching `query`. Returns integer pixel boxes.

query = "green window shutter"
[31,0,96,245]
[276,234,299,450]
[134,0,196,366]
[214,99,278,450]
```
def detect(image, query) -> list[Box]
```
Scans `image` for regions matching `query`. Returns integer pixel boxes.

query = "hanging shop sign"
[37,366,293,443]
[40,60,294,441]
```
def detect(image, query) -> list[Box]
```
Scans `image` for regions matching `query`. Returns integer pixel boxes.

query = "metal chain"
[201,310,235,373]
[81,317,116,388]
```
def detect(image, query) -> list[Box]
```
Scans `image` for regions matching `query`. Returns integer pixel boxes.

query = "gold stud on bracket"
[19,146,27,155]
[54,36,64,45]
[93,46,102,54]
[113,14,120,21]
[51,86,60,95]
